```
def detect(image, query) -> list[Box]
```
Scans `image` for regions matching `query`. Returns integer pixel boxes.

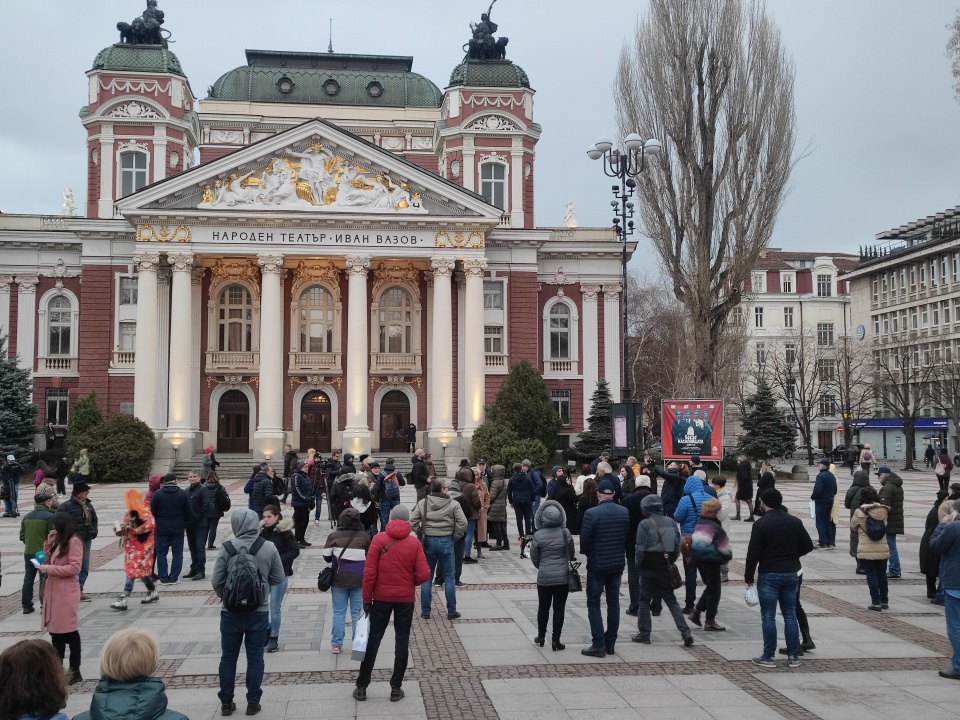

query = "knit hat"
[760,488,783,510]
[162,473,177,484]
[700,498,721,519]
[597,477,617,495]
[389,504,410,522]
[5,455,13,461]
[690,454,701,465]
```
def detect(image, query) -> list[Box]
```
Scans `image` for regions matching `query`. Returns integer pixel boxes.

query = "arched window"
[299,285,335,352]
[378,286,413,353]
[218,284,253,352]
[480,162,506,209]
[119,152,148,197]
[48,296,72,355]
[549,303,570,359]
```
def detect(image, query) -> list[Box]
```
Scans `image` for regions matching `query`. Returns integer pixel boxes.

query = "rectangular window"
[480,163,506,209]
[119,152,148,198]
[818,358,836,381]
[784,342,796,367]
[754,306,764,328]
[817,274,832,297]
[872,275,879,302]
[46,388,68,426]
[954,253,959,283]
[483,325,503,354]
[751,273,765,293]
[782,275,793,293]
[942,256,948,285]
[482,281,503,309]
[892,314,899,333]
[119,322,137,351]
[783,306,794,328]
[922,306,929,327]
[786,377,796,401]
[932,260,938,287]
[756,342,767,370]
[910,265,917,291]
[911,307,918,329]
[944,301,951,326]
[934,304,940,325]
[819,394,837,416]
[883,314,890,335]
[890,271,897,295]
[119,277,138,305]
[954,298,960,322]
[921,264,927,288]
[900,268,906,295]
[551,390,571,426]
[817,322,835,347]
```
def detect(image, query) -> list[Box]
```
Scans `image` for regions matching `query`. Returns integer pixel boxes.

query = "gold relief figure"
[323,186,339,205]
[202,187,213,204]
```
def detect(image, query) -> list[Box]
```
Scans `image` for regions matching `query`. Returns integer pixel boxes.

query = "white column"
[98,124,114,219]
[511,143,524,228]
[15,276,39,371]
[603,284,622,402]
[0,276,13,356]
[254,254,285,456]
[191,268,204,431]
[461,259,488,437]
[456,272,466,429]
[581,285,601,427]
[425,272,434,431]
[155,268,171,430]
[165,252,195,441]
[133,252,161,428]
[428,257,457,448]
[342,255,372,455]
[462,137,475,192]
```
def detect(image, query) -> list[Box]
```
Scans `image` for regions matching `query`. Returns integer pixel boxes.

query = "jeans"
[123,576,156,595]
[79,537,92,590]
[694,562,723,621]
[155,530,184,583]
[421,535,457,615]
[530,495,541,531]
[3,478,18,515]
[814,501,834,547]
[218,611,269,704]
[186,524,208,574]
[886,533,901,575]
[314,486,325,521]
[331,585,362,646]
[464,519,477,558]
[536,584,569,642]
[637,568,689,635]
[757,572,800,659]
[380,498,399,531]
[207,518,220,548]
[585,570,622,651]
[945,593,960,673]
[269,576,288,638]
[513,503,532,536]
[437,537,464,584]
[683,559,698,609]
[22,556,38,609]
[862,558,889,605]
[355,601,414,689]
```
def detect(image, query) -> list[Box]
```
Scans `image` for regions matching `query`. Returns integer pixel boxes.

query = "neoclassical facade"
[0,7,630,465]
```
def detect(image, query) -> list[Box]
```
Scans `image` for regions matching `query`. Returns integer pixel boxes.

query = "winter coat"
[289,470,314,509]
[476,479,490,541]
[851,503,891,560]
[72,455,90,477]
[282,450,298,479]
[410,457,429,489]
[743,508,814,585]
[920,502,943,577]
[635,494,682,573]
[691,516,733,565]
[250,472,275,515]
[73,677,188,720]
[938,452,954,480]
[348,486,379,530]
[507,471,537,506]
[57,497,99,541]
[878,473,905,534]
[530,501,575,587]
[117,511,155,580]
[487,465,509,523]
[202,454,220,481]
[811,470,838,504]
[456,473,482,520]
[20,503,54,556]
[576,494,598,533]
[362,519,431,604]
[579,499,629,573]
[716,488,735,530]
[259,516,299,576]
[622,489,649,555]
[410,493,467,540]
[205,482,229,518]
[40,535,82,633]
[322,509,371,588]
[556,482,579,534]
[735,461,754,500]
[756,471,776,499]
[186,482,213,527]
[673,477,713,535]
[144,476,162,506]
[212,510,284,613]
[930,520,960,590]
[844,471,871,558]
[149,484,194,536]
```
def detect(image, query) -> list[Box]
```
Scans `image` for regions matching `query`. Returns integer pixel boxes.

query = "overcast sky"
[1,0,959,270]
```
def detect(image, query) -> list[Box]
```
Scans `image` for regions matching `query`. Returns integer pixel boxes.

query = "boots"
[720,565,729,583]
[68,668,83,685]
[110,595,129,611]
[141,589,160,604]
[800,631,816,652]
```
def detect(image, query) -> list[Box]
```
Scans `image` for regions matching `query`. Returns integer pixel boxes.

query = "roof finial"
[328,19,333,53]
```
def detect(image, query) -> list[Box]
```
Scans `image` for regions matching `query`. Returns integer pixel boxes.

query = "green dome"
[448,61,529,89]
[92,44,184,76]
[208,51,442,108]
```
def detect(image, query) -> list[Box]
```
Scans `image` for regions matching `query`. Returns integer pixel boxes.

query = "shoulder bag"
[562,528,582,592]
[416,497,428,547]
[652,522,684,590]
[317,530,359,592]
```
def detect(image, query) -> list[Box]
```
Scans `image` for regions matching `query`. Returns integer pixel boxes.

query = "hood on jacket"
[535,500,566,529]
[385,518,413,539]
[851,470,870,487]
[350,497,371,513]
[231,509,260,539]
[640,494,664,516]
[491,464,506,479]
[337,507,363,531]
[683,476,706,495]
[882,473,903,487]
[260,516,294,533]
[87,677,172,720]
[863,502,890,521]
[147,475,162,492]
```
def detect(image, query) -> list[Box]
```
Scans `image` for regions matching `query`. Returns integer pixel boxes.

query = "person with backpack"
[673,474,713,614]
[205,473,231,550]
[858,444,874,474]
[379,462,404,532]
[688,498,733,631]
[329,472,356,524]
[211,508,285,717]
[289,460,314,548]
[936,448,954,494]
[850,486,891,611]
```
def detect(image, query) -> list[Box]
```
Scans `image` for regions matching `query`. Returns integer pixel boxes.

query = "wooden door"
[217,390,250,453]
[379,390,409,452]
[300,390,332,453]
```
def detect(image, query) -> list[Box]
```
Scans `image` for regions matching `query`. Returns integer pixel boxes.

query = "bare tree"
[932,360,960,451]
[873,342,939,470]
[946,9,960,101]
[833,336,875,448]
[615,0,798,396]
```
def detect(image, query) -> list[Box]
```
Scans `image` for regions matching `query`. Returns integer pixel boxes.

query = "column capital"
[603,284,622,298]
[257,253,285,275]
[345,255,371,275]
[430,257,457,276]
[167,252,195,273]
[463,258,488,278]
[581,285,602,301]
[16,276,39,294]
[156,267,172,285]
[191,267,206,286]
[134,251,162,273]
[0,275,14,294]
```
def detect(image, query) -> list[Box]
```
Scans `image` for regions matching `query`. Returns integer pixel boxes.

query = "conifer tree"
[739,380,796,460]
[66,391,103,460]
[572,379,614,462]
[0,336,38,457]
[484,360,562,457]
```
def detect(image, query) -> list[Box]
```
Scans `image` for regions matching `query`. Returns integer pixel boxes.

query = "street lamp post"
[587,134,661,445]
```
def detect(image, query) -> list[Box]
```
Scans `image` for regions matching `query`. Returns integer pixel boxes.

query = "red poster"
[660,399,724,461]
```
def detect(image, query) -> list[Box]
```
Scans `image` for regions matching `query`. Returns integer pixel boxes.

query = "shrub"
[68,413,156,484]
[66,392,104,461]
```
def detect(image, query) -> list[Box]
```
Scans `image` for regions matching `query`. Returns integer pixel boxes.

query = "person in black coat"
[735,456,755,521]
[651,463,684,518]
[185,472,212,580]
[621,477,658,617]
[250,466,276,519]
[921,490,949,602]
[259,503,300,653]
[289,461,315,548]
[204,475,230,549]
[554,473,579,536]
[576,477,599,534]
[844,470,871,572]
[507,463,537,537]
[149,475,194,585]
[755,461,776,520]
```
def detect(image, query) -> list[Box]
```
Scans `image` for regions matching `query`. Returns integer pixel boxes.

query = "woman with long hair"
[321,507,371,654]
[473,467,490,558]
[259,504,299,653]
[39,512,83,684]
[754,461,775,518]
[0,640,69,720]
[576,476,599,532]
[110,489,158,610]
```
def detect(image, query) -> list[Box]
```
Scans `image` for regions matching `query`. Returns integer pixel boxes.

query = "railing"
[111,351,135,368]
[371,353,421,373]
[545,360,577,374]
[484,355,506,368]
[37,356,78,374]
[289,352,342,372]
[498,212,512,227]
[206,351,260,371]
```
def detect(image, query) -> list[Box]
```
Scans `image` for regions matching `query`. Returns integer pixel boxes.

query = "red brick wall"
[523,157,534,229]
[76,266,115,408]
[8,284,19,358]
[766,270,780,292]
[545,378,583,434]
[200,147,235,164]
[797,270,813,294]
[87,143,101,219]
[404,154,438,174]
[507,271,538,364]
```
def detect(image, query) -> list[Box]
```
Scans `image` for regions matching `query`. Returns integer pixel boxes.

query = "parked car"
[828,444,862,463]
[786,445,822,461]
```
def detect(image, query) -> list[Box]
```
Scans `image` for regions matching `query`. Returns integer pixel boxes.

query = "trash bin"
[791,464,809,482]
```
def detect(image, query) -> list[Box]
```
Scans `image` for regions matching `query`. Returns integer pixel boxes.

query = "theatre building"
[0,6,630,466]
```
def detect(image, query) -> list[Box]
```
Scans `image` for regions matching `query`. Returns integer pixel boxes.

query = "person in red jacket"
[353,504,430,703]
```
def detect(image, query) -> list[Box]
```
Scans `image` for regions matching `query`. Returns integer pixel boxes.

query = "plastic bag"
[809,500,817,520]
[351,611,370,661]
[744,585,759,607]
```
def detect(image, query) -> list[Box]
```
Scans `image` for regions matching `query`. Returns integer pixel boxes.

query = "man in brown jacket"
[456,459,482,563]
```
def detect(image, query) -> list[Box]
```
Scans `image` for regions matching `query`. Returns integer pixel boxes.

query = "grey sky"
[1,0,959,271]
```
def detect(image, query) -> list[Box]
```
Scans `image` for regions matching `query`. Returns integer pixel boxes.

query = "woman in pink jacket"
[39,512,84,685]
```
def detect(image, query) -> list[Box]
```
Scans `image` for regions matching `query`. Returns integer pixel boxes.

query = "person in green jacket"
[877,467,905,579]
[19,490,55,614]
[73,628,188,720]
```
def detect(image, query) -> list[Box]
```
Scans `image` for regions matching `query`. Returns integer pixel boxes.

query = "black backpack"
[222,537,267,614]
[865,513,886,542]
[215,485,231,513]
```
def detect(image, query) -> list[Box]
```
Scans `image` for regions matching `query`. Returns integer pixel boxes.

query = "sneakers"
[245,703,261,716]
[353,687,366,701]
[221,702,236,716]
[141,589,160,604]
[68,668,83,685]
[110,595,129,611]
[868,604,882,611]
[455,581,467,588]
[788,656,803,668]
[266,637,279,653]
[631,632,651,644]
[22,605,34,615]
[80,594,92,602]
[881,603,889,609]
[331,644,342,654]
[462,557,478,564]
[752,656,776,668]
[887,572,901,579]
[315,519,320,526]
[390,687,404,702]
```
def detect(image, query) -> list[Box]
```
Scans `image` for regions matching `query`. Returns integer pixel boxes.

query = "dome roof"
[92,44,184,76]
[448,60,529,89]
[208,50,442,108]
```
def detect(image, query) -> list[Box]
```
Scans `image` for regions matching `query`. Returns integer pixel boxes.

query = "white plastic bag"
[809,500,817,520]
[351,611,370,661]
[744,585,759,607]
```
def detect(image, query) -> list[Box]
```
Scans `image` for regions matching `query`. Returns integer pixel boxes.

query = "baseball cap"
[597,477,617,495]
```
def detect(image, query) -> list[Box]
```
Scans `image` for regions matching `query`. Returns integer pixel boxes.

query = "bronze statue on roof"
[464,0,509,62]
[117,0,170,48]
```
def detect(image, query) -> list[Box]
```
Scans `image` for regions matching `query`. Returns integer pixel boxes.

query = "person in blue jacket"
[674,473,713,613]
[811,457,838,549]
[507,463,536,538]
[149,474,195,585]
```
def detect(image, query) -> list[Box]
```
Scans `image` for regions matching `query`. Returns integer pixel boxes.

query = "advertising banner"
[660,399,724,461]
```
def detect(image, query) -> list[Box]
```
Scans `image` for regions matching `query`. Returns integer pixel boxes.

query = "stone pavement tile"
[680,689,766,707]
[665,674,739,690]
[900,681,960,702]
[612,643,696,663]
[848,641,940,658]
[454,621,522,637]
[495,711,573,720]
[566,709,643,720]
[287,698,359,717]
[488,691,565,712]
[481,678,551,695]
[936,703,960,716]
[551,691,630,710]
[897,614,948,633]
[465,646,549,666]
[616,690,696,708]
[704,706,786,720]
[541,676,616,693]
[634,706,714,720]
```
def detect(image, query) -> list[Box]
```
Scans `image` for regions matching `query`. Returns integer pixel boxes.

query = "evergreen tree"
[68,412,156,484]
[572,379,615,463]
[0,336,38,457]
[484,360,562,458]
[66,391,103,461]
[739,380,796,460]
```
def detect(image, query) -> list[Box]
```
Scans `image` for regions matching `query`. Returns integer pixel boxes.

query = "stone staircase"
[172,453,448,481]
